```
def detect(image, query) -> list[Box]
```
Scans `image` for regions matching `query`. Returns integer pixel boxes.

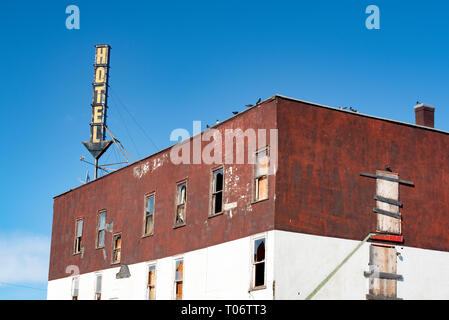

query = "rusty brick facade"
[49,95,449,281]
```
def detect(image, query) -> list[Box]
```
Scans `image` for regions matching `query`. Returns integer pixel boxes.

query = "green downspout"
[305,233,374,300]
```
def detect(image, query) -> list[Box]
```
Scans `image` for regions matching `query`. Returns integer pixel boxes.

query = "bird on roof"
[246,98,262,108]
[232,111,239,115]
[385,166,392,172]
[206,124,210,128]
[416,100,421,105]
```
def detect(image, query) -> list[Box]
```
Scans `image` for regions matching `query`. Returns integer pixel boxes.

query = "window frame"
[251,235,267,290]
[71,276,80,300]
[173,179,188,228]
[94,273,102,300]
[209,165,225,217]
[111,232,122,265]
[96,210,107,249]
[73,218,84,255]
[253,147,270,203]
[143,192,156,237]
[146,263,157,300]
[174,258,184,300]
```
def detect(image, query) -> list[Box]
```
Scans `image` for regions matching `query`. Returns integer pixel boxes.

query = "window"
[71,277,79,300]
[253,238,266,288]
[174,259,183,300]
[112,233,122,264]
[210,168,224,215]
[144,194,155,235]
[147,265,156,300]
[174,181,187,227]
[96,211,106,248]
[254,149,269,201]
[95,274,102,300]
[74,219,83,254]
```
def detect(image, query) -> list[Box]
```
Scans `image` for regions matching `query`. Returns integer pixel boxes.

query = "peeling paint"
[133,162,150,179]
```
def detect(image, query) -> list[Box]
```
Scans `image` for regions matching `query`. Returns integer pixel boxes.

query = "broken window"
[254,149,269,201]
[211,168,224,215]
[144,194,155,235]
[147,265,156,300]
[72,277,79,300]
[174,182,187,226]
[96,211,106,248]
[112,233,121,264]
[74,219,83,254]
[253,238,266,288]
[175,259,183,300]
[95,274,102,300]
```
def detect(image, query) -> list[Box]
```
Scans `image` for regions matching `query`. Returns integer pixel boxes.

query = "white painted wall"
[273,230,449,300]
[47,231,274,300]
[47,230,449,300]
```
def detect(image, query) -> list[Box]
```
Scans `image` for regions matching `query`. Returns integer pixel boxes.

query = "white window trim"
[250,233,267,290]
[146,262,157,300]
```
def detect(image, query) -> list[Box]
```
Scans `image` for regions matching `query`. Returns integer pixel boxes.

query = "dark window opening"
[253,238,266,288]
[211,169,224,215]
[74,219,83,254]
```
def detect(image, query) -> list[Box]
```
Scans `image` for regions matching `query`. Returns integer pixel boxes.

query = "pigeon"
[232,111,239,115]
[385,166,392,172]
[245,104,254,108]
[255,98,262,105]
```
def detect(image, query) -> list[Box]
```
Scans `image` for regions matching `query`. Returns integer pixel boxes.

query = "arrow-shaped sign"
[82,44,112,159]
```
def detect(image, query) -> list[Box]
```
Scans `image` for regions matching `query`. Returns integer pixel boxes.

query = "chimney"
[414,103,435,128]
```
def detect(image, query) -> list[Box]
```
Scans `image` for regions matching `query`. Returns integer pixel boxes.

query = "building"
[47,95,449,300]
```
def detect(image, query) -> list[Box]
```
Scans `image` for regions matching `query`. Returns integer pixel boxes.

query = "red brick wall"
[49,100,278,281]
[274,98,449,252]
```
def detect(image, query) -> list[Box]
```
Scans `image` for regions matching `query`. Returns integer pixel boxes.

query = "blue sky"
[0,0,448,299]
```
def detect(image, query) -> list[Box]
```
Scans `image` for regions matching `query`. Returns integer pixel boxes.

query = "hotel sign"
[82,44,112,159]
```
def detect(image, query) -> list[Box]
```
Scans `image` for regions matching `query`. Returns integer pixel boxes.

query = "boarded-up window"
[376,171,401,235]
[175,260,183,300]
[144,195,155,235]
[74,219,83,254]
[112,233,121,264]
[147,265,156,300]
[175,182,187,226]
[211,168,224,215]
[254,149,269,201]
[368,245,397,298]
[253,238,266,288]
[97,211,106,248]
[95,274,102,300]
[72,277,79,300]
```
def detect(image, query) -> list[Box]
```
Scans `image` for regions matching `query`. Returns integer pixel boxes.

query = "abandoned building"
[47,95,449,300]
